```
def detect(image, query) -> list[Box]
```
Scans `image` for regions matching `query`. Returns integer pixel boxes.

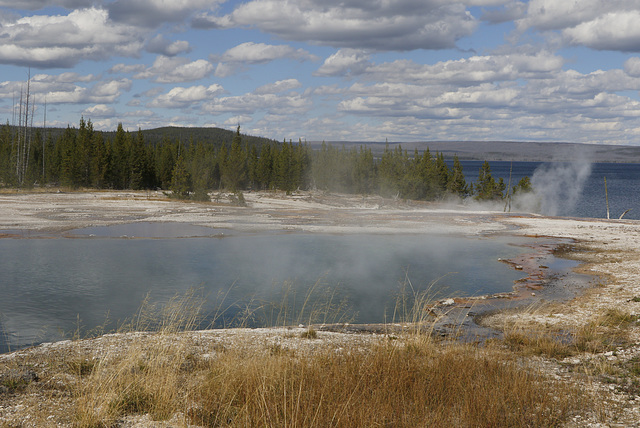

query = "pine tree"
[156,141,177,189]
[170,154,192,198]
[275,140,293,192]
[513,176,533,194]
[0,122,15,185]
[222,126,247,191]
[435,152,449,196]
[447,154,468,196]
[59,126,82,187]
[247,144,259,189]
[378,142,404,197]
[475,160,502,200]
[352,145,375,194]
[312,141,332,190]
[90,131,108,188]
[108,123,131,189]
[256,144,273,190]
[130,129,152,190]
[77,118,93,187]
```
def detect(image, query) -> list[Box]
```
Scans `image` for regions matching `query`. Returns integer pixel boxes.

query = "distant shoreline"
[309,140,640,163]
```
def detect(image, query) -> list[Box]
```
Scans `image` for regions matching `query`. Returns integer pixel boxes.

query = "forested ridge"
[0,119,530,202]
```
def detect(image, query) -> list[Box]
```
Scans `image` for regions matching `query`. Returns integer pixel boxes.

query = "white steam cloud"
[515,153,593,216]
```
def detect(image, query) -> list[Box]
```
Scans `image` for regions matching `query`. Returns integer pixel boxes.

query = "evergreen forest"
[0,118,532,202]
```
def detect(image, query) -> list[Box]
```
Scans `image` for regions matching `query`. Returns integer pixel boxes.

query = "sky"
[2,1,640,145]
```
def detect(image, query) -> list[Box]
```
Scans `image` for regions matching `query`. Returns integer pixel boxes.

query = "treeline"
[0,119,530,202]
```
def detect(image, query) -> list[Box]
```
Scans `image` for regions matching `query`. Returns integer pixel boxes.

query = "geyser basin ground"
[0,189,610,350]
[3,190,640,426]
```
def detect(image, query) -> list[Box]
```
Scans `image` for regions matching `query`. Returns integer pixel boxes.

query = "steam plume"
[518,152,593,216]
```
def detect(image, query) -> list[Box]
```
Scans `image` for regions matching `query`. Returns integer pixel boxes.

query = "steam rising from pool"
[0,230,529,352]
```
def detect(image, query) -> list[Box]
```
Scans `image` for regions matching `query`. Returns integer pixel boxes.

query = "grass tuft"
[300,326,318,339]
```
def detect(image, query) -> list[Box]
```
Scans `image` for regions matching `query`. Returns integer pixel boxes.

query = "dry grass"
[64,291,594,427]
[186,340,588,428]
[258,278,355,328]
[503,307,639,358]
[1,290,617,427]
[67,334,591,428]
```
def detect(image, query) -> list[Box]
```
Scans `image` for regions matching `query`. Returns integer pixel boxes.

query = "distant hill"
[310,140,640,163]
[32,125,278,148]
[105,126,278,148]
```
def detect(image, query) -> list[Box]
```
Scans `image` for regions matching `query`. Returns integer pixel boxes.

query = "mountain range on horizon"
[313,140,640,163]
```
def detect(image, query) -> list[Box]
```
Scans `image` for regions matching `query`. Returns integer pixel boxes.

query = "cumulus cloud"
[516,1,640,52]
[214,42,317,77]
[326,53,640,142]
[124,109,156,118]
[315,49,372,77]
[220,42,316,63]
[0,7,144,68]
[46,79,131,104]
[82,104,116,118]
[624,57,640,77]
[213,63,236,78]
[32,72,100,84]
[107,0,221,28]
[191,11,233,29]
[563,11,640,51]
[148,84,224,108]
[203,91,311,116]
[109,63,147,74]
[255,79,302,95]
[146,35,191,57]
[515,0,624,32]
[0,74,130,105]
[224,115,253,126]
[136,87,164,98]
[480,1,527,24]
[202,0,478,51]
[0,0,94,9]
[135,56,214,83]
[326,50,564,84]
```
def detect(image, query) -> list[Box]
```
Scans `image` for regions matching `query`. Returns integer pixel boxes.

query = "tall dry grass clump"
[188,339,587,427]
[68,289,594,427]
[73,290,207,426]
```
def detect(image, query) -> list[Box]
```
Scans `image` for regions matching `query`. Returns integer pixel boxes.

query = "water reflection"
[0,223,534,352]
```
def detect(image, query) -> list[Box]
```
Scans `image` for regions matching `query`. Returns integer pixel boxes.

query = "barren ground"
[2,189,640,426]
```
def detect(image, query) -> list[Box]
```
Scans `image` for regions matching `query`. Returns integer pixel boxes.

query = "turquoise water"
[0,227,529,352]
